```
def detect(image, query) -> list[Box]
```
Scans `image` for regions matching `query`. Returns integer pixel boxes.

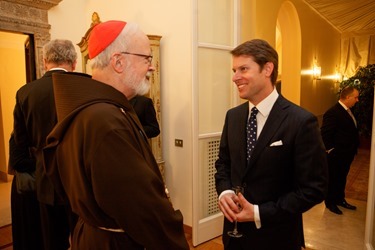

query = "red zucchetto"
[88,20,126,59]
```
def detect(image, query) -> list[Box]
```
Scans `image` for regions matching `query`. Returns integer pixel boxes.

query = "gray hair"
[90,22,140,69]
[43,39,77,66]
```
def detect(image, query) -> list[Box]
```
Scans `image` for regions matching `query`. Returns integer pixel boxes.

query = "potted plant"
[339,64,375,147]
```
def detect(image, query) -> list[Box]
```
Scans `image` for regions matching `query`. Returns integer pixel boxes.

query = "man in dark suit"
[12,39,77,250]
[321,86,360,215]
[130,95,160,138]
[215,39,328,250]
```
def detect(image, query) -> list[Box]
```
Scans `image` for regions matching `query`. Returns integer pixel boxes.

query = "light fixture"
[312,59,321,80]
[334,66,342,83]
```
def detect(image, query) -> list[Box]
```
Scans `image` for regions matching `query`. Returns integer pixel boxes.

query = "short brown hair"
[340,86,358,99]
[231,39,279,85]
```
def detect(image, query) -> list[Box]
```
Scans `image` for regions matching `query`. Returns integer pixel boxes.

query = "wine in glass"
[227,186,244,238]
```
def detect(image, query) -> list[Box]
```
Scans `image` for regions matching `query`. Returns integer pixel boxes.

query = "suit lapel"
[245,96,289,173]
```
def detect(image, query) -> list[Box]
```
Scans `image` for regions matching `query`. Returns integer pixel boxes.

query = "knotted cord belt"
[97,226,124,233]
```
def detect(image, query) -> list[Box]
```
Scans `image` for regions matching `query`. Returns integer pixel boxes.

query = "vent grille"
[207,139,220,215]
[200,138,221,217]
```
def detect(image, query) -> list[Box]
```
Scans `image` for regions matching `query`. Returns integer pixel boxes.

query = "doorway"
[0,31,33,180]
[0,31,32,228]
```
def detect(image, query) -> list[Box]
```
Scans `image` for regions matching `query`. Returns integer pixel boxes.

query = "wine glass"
[227,186,244,238]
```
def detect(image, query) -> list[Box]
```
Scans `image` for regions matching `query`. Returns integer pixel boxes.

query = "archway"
[276,1,301,105]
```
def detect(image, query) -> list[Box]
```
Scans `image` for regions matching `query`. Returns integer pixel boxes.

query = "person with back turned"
[321,86,360,215]
[12,39,77,250]
[215,39,328,250]
[43,20,189,249]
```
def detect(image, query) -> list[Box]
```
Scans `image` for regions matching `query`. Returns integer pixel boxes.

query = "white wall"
[48,0,194,225]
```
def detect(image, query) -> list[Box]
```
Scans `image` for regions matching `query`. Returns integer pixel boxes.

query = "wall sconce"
[312,60,321,80]
[334,70,342,83]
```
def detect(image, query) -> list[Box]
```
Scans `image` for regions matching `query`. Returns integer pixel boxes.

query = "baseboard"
[0,171,10,182]
[0,224,12,249]
[0,224,11,229]
[183,224,192,235]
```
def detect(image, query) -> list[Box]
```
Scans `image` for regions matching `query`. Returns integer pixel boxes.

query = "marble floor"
[303,199,366,250]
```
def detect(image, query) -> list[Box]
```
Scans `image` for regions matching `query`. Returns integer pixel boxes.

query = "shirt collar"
[338,100,349,110]
[249,88,279,117]
[49,68,68,72]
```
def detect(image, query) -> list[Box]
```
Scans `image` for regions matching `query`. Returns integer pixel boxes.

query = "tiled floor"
[0,148,371,250]
[303,199,366,250]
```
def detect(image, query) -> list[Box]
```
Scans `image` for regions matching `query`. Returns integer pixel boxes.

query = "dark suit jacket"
[129,95,160,138]
[215,95,328,250]
[13,70,64,205]
[8,133,36,174]
[320,102,359,156]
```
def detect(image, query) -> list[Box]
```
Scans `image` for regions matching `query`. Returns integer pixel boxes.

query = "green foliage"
[339,64,375,138]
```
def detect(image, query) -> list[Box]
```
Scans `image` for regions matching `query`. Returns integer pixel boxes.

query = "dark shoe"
[326,204,343,215]
[337,200,357,210]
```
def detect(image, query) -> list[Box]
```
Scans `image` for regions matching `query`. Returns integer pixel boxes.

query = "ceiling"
[304,0,375,34]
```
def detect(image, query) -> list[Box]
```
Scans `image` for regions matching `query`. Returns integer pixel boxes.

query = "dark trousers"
[39,202,77,250]
[325,151,355,205]
[11,177,43,250]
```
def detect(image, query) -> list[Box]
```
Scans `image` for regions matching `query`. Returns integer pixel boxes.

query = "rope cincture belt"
[98,226,125,233]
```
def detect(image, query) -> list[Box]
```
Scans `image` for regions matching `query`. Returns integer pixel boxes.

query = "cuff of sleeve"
[218,189,235,201]
[254,204,261,229]
[326,148,334,154]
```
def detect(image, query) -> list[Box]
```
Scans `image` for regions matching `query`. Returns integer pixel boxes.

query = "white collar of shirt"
[248,87,279,118]
[49,68,68,72]
[338,100,349,110]
[248,88,279,138]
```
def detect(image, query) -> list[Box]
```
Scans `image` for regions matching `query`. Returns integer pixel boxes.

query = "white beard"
[125,66,151,96]
[135,75,151,96]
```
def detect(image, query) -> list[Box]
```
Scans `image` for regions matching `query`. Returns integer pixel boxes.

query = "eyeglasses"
[121,52,153,63]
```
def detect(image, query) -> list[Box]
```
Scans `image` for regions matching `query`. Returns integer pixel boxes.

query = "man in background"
[215,39,328,250]
[43,20,189,249]
[12,39,77,250]
[321,86,360,215]
[130,95,160,138]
